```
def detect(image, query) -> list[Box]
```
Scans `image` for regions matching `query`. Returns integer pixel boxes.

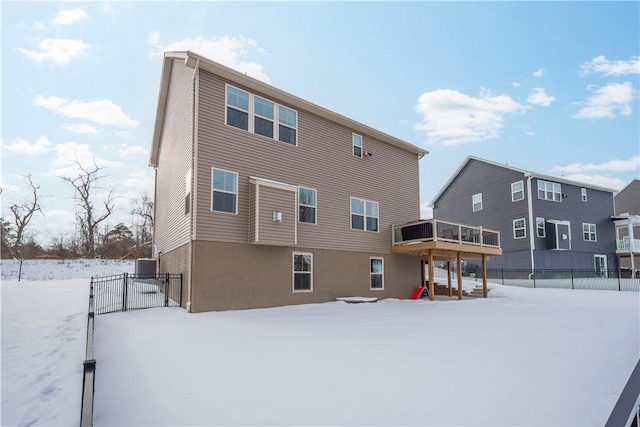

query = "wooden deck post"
[482,254,488,298]
[447,261,452,297]
[457,252,463,300]
[428,250,435,301]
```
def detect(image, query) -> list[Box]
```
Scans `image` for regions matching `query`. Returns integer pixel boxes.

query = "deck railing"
[392,219,500,249]
[617,238,640,252]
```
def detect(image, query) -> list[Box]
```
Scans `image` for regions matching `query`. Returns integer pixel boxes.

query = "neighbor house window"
[185,169,192,215]
[254,96,274,138]
[293,252,312,292]
[278,105,297,145]
[513,218,526,239]
[581,188,588,202]
[353,133,363,158]
[351,197,379,232]
[370,257,384,290]
[536,217,545,238]
[226,86,249,131]
[298,186,317,224]
[472,193,483,212]
[512,181,524,202]
[537,180,562,202]
[211,168,238,214]
[583,223,597,242]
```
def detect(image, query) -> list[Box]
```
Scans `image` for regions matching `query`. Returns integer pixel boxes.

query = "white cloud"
[119,146,149,157]
[548,156,640,174]
[3,135,53,155]
[34,95,139,128]
[148,31,270,83]
[0,179,21,194]
[121,170,154,195]
[48,142,120,177]
[533,68,546,78]
[573,82,634,119]
[415,88,524,145]
[420,203,433,220]
[560,174,625,191]
[511,82,521,88]
[62,123,101,134]
[51,8,88,26]
[580,55,640,76]
[16,39,89,65]
[527,88,555,107]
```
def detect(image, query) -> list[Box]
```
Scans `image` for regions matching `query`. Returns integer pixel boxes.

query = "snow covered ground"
[2,259,639,426]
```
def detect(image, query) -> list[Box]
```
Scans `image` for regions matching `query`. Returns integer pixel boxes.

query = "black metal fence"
[91,273,183,315]
[469,268,640,292]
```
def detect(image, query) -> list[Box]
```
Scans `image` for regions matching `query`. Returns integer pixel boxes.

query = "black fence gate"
[91,273,183,315]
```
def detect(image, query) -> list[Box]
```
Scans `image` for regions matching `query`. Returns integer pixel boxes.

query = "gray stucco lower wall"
[189,240,421,312]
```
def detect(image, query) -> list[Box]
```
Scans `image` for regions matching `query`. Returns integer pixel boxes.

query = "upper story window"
[211,168,238,214]
[513,218,526,239]
[353,133,363,158]
[511,181,524,202]
[226,86,249,131]
[278,105,297,145]
[351,197,379,232]
[472,193,483,212]
[581,188,588,202]
[583,223,597,241]
[536,217,546,238]
[254,96,274,138]
[226,84,298,146]
[298,186,317,224]
[538,180,561,202]
[370,257,384,290]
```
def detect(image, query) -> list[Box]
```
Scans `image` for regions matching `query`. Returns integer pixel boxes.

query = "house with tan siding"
[149,51,429,312]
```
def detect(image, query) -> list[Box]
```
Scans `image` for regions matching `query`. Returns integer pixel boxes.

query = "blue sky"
[2,1,639,245]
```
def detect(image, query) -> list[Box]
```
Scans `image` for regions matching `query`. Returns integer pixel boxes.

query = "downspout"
[525,173,536,277]
[186,58,200,312]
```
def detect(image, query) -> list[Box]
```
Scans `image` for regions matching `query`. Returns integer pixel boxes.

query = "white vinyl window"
[536,217,546,238]
[254,96,274,138]
[211,168,238,214]
[537,180,562,202]
[351,198,379,232]
[581,188,588,202]
[583,223,597,242]
[293,252,313,292]
[298,187,317,224]
[226,86,249,131]
[511,181,524,202]
[472,193,483,212]
[513,218,526,239]
[278,105,297,145]
[353,133,363,158]
[370,257,384,290]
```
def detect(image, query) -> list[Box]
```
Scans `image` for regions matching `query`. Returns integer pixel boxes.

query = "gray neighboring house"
[149,51,429,312]
[613,179,640,273]
[431,156,618,272]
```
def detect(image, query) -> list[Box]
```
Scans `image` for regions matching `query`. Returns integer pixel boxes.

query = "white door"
[594,255,607,278]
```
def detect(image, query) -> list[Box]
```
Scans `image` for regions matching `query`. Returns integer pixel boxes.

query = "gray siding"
[615,179,640,215]
[194,70,420,254]
[154,60,193,255]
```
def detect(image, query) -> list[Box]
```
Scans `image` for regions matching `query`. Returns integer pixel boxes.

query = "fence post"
[571,269,575,290]
[617,270,621,291]
[501,268,504,286]
[533,270,536,288]
[164,273,170,307]
[122,273,128,312]
[179,273,183,307]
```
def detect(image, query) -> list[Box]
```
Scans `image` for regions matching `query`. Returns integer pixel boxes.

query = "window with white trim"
[472,193,483,212]
[536,217,545,238]
[351,197,379,232]
[225,84,298,146]
[583,223,597,242]
[370,257,384,290]
[581,188,587,202]
[293,252,312,292]
[298,187,316,224]
[513,218,526,239]
[211,168,238,214]
[226,86,249,131]
[353,133,363,158]
[537,180,562,202]
[511,181,524,202]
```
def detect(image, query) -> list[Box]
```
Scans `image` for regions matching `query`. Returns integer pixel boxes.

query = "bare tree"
[8,175,44,252]
[60,160,116,258]
[131,192,154,255]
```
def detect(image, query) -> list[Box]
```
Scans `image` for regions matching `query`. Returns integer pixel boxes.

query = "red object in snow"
[410,286,429,299]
